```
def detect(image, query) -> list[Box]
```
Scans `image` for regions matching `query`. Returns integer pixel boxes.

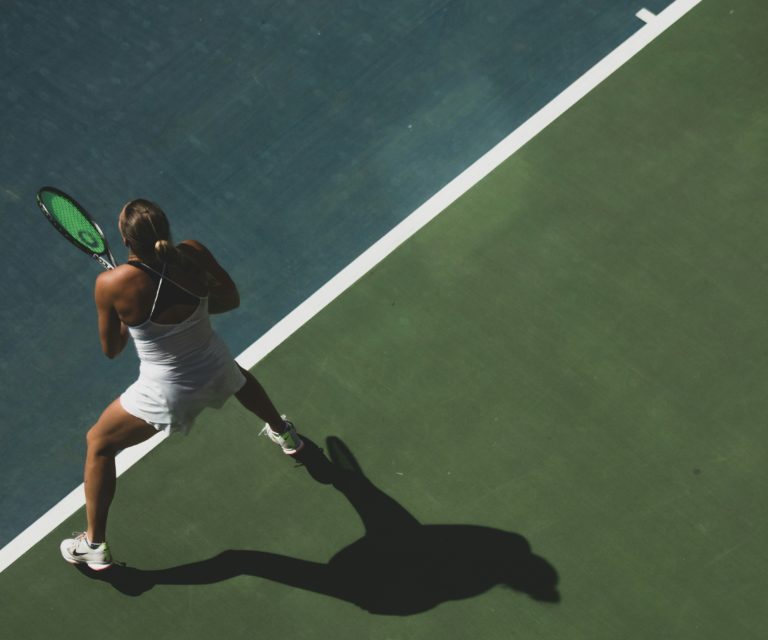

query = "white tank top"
[127,263,230,383]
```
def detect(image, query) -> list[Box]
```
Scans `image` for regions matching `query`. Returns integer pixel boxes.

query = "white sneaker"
[260,418,304,455]
[60,532,113,571]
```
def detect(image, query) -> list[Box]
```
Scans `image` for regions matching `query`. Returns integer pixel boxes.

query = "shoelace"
[70,531,103,552]
[259,425,281,439]
[66,532,88,553]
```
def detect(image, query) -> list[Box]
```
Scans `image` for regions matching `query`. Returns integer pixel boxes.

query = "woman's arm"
[177,240,240,314]
[94,271,130,358]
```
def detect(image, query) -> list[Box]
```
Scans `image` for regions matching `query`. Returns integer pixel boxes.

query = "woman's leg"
[234,366,285,430]
[84,398,158,543]
[234,366,304,454]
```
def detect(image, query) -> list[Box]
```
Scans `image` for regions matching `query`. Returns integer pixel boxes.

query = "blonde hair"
[120,199,179,262]
[153,238,177,262]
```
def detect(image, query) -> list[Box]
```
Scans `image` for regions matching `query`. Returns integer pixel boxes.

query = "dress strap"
[138,261,204,299]
[147,262,166,320]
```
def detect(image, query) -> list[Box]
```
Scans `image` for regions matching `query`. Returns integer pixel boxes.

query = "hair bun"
[154,239,173,261]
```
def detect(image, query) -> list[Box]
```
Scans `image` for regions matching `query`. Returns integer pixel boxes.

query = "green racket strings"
[40,191,106,253]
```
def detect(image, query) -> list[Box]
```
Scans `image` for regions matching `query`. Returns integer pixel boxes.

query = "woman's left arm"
[94,271,129,359]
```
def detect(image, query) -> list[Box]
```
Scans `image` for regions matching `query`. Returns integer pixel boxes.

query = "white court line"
[0,0,702,574]
[637,8,657,23]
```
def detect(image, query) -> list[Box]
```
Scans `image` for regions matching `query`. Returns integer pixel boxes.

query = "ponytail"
[154,239,179,263]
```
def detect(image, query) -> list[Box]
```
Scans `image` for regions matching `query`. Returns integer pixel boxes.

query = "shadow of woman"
[81,436,560,614]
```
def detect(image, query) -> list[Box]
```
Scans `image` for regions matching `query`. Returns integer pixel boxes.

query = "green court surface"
[2,1,767,637]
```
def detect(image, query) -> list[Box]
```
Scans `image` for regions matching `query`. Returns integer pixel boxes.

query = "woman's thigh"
[88,398,159,455]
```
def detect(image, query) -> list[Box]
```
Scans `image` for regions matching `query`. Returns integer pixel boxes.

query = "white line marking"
[636,8,657,23]
[0,0,702,574]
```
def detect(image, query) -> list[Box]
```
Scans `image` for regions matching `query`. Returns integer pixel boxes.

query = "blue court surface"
[1,0,673,548]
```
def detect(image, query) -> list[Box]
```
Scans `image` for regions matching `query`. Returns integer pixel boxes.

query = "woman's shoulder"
[176,239,213,263]
[98,262,143,285]
[177,239,208,251]
[175,240,224,274]
[94,262,148,301]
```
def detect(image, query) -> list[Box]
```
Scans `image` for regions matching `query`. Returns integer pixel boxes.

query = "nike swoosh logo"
[72,550,91,557]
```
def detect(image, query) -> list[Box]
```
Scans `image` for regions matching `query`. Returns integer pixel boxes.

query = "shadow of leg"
[326,437,420,535]
[79,551,338,600]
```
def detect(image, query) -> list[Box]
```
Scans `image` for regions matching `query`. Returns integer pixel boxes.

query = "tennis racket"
[36,187,117,270]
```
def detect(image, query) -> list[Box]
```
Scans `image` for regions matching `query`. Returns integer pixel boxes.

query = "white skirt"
[120,360,246,434]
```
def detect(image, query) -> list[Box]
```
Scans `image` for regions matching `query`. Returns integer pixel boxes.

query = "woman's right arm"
[94,271,130,358]
[177,240,240,314]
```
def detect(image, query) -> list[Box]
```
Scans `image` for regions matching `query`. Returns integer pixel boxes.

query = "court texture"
[1,0,766,637]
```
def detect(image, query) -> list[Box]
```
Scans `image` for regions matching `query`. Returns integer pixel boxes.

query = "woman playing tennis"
[60,199,303,571]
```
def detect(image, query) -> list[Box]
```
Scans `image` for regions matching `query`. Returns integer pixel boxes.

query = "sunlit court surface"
[1,0,766,637]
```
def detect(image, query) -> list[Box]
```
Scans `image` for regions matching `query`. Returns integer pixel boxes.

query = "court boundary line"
[0,0,701,574]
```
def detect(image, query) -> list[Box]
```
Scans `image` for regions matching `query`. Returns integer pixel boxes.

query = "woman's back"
[110,253,208,327]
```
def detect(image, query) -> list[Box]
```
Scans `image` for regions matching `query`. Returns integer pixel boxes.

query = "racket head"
[36,187,117,270]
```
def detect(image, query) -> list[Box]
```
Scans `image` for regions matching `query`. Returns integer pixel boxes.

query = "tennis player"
[60,199,303,571]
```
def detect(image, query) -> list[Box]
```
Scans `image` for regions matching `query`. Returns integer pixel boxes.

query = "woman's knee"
[86,424,117,457]
[86,398,157,457]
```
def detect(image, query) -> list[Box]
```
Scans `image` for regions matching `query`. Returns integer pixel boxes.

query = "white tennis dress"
[119,263,245,434]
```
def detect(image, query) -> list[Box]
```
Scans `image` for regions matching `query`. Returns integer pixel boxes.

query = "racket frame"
[36,186,117,270]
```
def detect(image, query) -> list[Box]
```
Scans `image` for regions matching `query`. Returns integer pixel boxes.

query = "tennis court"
[2,1,766,638]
